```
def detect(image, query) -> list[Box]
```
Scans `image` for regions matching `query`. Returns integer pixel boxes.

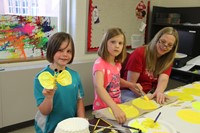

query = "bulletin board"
[0,15,57,63]
[87,0,150,52]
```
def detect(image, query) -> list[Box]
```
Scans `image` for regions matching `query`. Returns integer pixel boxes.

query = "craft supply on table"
[135,86,150,101]
[54,117,90,133]
[122,124,142,133]
[151,112,161,127]
[128,118,176,133]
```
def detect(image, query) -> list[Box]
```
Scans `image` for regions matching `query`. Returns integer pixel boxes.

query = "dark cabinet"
[150,6,200,84]
[150,6,200,58]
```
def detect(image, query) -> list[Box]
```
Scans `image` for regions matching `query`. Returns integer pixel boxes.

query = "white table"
[143,82,200,133]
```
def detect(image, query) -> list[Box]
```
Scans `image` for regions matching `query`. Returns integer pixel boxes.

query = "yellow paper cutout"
[182,88,200,96]
[176,109,200,124]
[130,119,147,132]
[141,118,160,128]
[167,91,193,101]
[38,70,72,89]
[192,101,200,111]
[108,104,139,119]
[192,82,200,89]
[131,98,159,110]
[129,118,161,132]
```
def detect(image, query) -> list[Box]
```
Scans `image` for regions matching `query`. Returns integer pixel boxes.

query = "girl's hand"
[130,83,143,96]
[112,106,127,124]
[135,83,143,94]
[42,88,56,99]
[151,91,166,104]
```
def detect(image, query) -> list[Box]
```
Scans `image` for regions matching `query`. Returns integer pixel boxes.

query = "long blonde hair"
[145,27,179,76]
[97,28,127,63]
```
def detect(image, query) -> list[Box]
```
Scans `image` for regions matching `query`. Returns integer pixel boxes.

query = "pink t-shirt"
[93,57,122,110]
[123,46,172,93]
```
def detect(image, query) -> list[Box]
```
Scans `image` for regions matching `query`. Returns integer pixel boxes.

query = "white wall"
[0,61,94,127]
[1,0,200,127]
[69,0,98,62]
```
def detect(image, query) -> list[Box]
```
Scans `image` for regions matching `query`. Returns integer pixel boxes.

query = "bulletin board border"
[87,0,98,52]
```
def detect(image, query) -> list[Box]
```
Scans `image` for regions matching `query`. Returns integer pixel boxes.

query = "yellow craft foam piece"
[56,70,72,86]
[176,109,200,124]
[129,118,161,133]
[192,82,200,89]
[108,104,139,119]
[141,118,160,129]
[143,95,150,101]
[38,70,72,89]
[131,98,159,110]
[38,71,56,89]
[182,88,200,96]
[167,91,194,101]
[129,119,147,132]
[192,101,200,111]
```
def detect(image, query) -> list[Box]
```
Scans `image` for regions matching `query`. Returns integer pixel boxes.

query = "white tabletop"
[143,82,200,133]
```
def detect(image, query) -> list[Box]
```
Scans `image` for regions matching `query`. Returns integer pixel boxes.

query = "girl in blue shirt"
[34,32,85,133]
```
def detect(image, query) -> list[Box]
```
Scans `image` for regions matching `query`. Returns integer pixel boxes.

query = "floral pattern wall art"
[0,15,57,61]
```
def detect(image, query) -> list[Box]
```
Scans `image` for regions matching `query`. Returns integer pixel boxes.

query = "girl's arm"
[77,98,85,118]
[127,70,140,83]
[38,89,55,115]
[94,71,126,124]
[152,73,169,104]
[120,78,143,96]
[122,70,143,96]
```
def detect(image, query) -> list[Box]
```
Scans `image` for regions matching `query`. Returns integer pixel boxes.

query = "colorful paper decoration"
[38,70,72,89]
[135,0,146,19]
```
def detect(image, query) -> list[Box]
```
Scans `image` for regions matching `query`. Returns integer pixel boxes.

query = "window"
[5,0,37,15]
[0,0,68,63]
[2,0,66,31]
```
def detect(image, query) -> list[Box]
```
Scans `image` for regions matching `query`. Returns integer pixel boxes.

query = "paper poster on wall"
[0,15,57,61]
[93,6,100,24]
[135,0,146,19]
[87,0,149,52]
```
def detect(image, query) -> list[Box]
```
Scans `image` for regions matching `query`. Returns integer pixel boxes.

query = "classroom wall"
[0,61,94,127]
[1,0,200,128]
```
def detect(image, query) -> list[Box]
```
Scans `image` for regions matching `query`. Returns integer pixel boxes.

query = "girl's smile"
[52,41,72,70]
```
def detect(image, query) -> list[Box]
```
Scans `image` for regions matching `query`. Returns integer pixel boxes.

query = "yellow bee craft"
[38,69,72,90]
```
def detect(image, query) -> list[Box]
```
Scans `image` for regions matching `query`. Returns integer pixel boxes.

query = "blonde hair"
[145,27,179,76]
[97,28,127,63]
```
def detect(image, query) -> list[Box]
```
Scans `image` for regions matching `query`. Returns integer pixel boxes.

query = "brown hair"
[97,28,127,63]
[145,27,179,76]
[46,32,75,64]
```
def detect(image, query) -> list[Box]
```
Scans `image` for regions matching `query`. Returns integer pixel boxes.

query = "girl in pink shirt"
[92,28,142,124]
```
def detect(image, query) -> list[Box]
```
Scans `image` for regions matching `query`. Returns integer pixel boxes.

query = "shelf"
[150,6,200,84]
[171,68,200,83]
[152,23,200,28]
[150,6,200,58]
